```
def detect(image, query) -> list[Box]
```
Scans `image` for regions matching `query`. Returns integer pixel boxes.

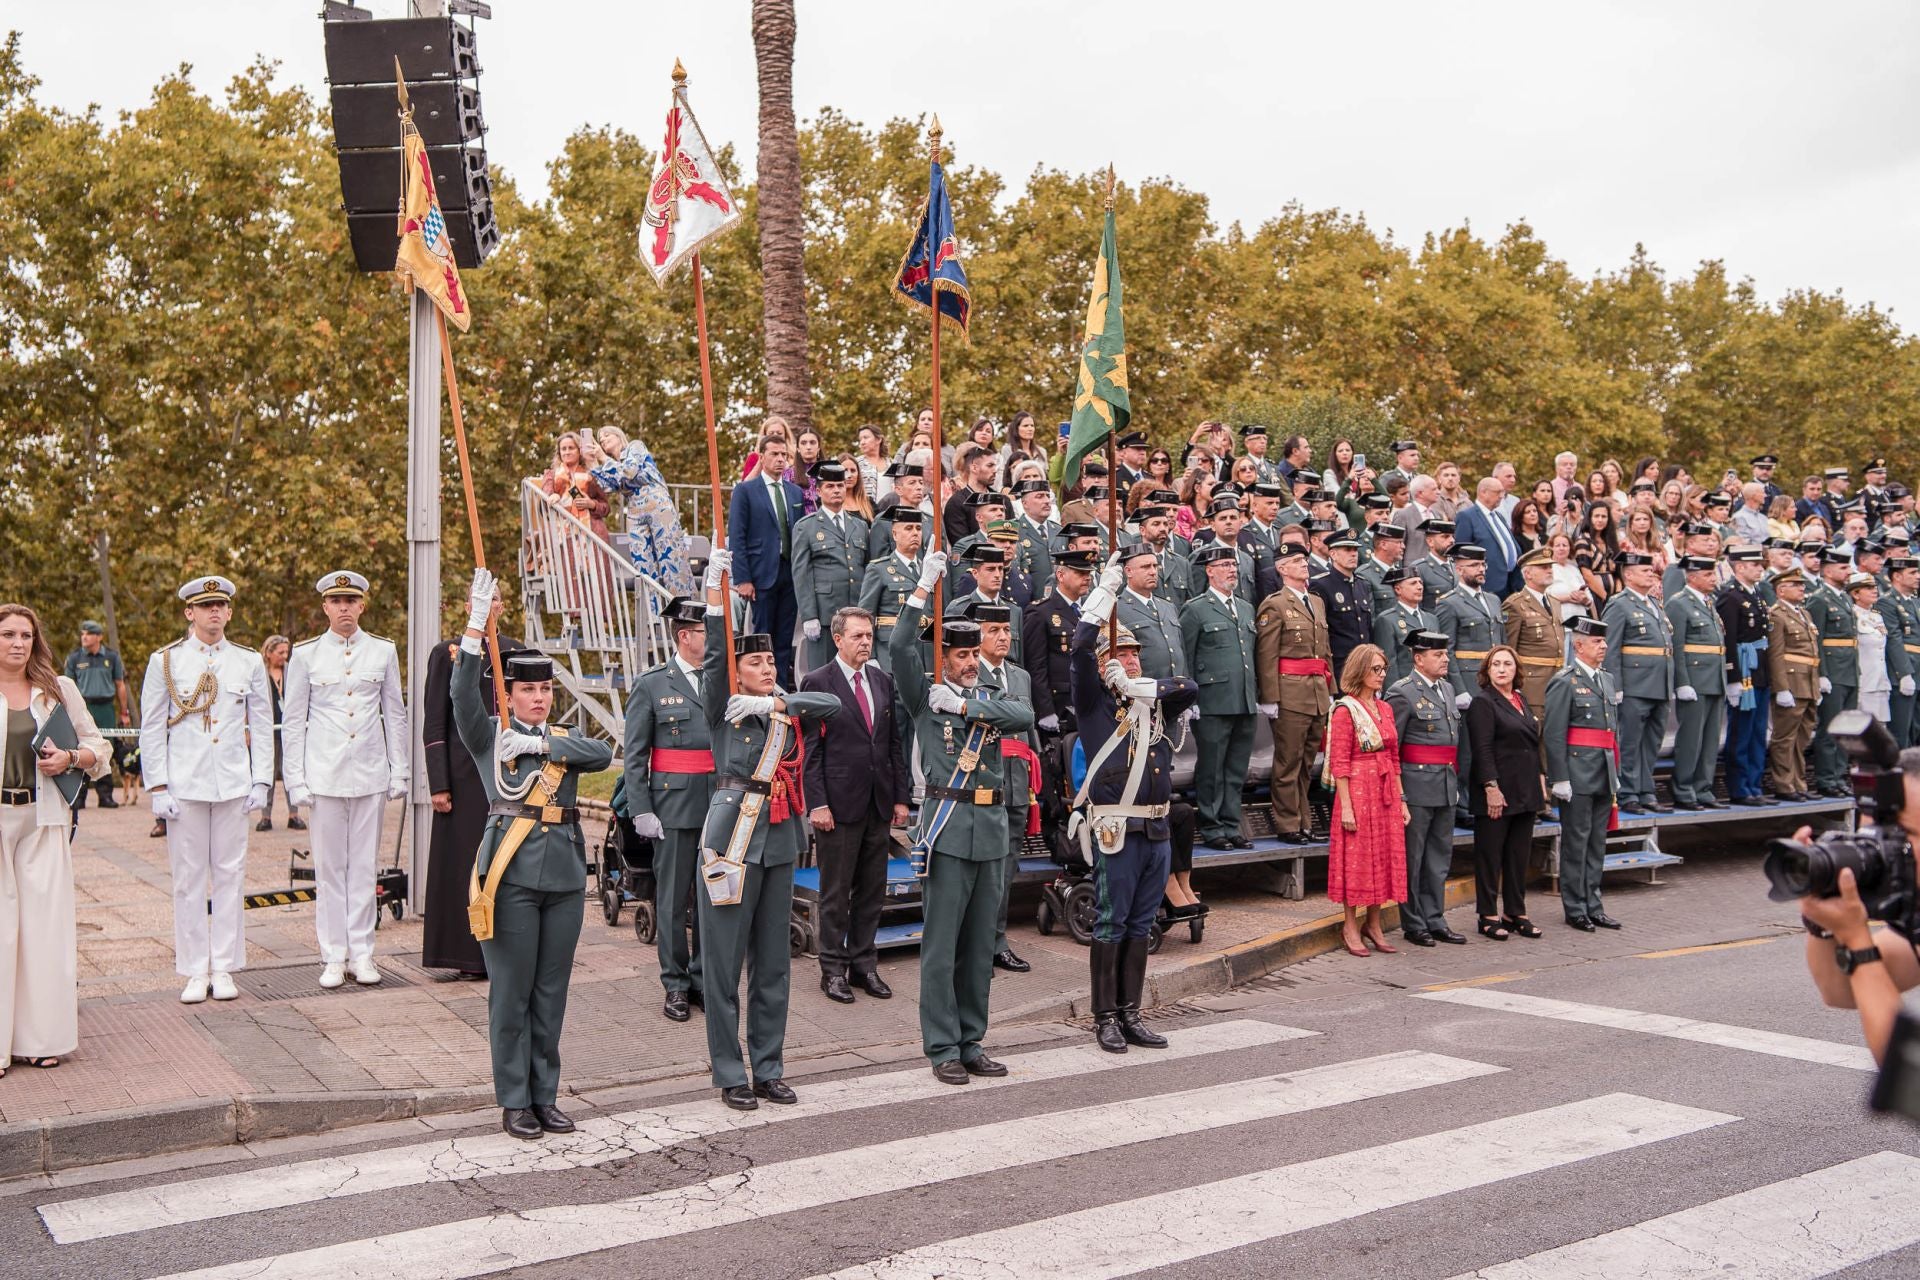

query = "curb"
[0,879,1469,1177]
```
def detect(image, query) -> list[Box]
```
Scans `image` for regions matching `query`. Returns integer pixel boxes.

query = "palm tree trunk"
[752,0,813,433]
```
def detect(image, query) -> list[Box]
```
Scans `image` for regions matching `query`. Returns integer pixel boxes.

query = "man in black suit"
[801,606,910,1004]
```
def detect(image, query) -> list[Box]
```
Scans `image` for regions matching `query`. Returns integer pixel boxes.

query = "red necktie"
[852,671,873,733]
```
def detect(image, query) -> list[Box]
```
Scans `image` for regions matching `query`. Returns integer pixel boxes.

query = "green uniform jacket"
[1544,662,1620,796]
[1374,602,1438,686]
[621,660,713,830]
[1413,556,1457,612]
[1387,671,1461,808]
[1882,592,1920,682]
[1601,589,1675,700]
[1357,555,1399,615]
[858,552,922,675]
[1116,590,1190,680]
[1179,589,1259,716]
[891,597,1034,860]
[1805,580,1860,685]
[946,590,1024,666]
[791,509,870,629]
[1013,517,1055,600]
[1665,587,1728,695]
[1436,585,1502,698]
[452,648,614,893]
[1152,545,1192,608]
[980,658,1038,811]
[696,614,840,867]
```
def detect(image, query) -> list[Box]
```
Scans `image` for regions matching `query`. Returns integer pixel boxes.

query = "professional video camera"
[1763,710,1915,933]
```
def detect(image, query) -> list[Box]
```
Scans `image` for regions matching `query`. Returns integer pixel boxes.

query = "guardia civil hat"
[1448,543,1486,561]
[1408,630,1450,652]
[733,633,775,657]
[1191,543,1238,567]
[1569,615,1608,638]
[504,652,555,683]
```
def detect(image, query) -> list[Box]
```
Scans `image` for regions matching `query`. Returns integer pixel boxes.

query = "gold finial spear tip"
[929,114,944,162]
[672,57,687,85]
[1105,164,1116,210]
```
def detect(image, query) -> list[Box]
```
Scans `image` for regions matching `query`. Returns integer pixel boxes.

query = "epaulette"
[362,631,394,645]
[228,640,258,652]
[292,636,323,649]
[1437,589,1457,600]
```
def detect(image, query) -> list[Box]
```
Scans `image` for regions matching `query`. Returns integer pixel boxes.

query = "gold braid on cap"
[160,644,220,731]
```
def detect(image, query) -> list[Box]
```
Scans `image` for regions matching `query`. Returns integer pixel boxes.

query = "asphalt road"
[5,847,1919,1279]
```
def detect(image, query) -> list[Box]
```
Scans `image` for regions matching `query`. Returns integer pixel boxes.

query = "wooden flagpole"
[926,116,946,678]
[434,309,511,734]
[1102,165,1119,657]
[692,247,737,694]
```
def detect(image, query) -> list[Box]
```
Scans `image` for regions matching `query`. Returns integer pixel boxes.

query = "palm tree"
[752,0,813,433]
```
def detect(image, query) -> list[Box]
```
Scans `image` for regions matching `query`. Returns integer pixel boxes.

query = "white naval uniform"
[139,637,274,977]
[281,627,408,966]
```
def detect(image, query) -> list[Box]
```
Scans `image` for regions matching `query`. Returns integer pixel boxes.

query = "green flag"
[1064,205,1130,481]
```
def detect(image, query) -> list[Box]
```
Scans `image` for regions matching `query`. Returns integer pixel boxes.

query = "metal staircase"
[515,479,676,740]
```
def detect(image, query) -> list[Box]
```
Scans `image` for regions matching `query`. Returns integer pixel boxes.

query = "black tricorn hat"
[504,653,555,684]
[734,633,776,657]
[920,615,984,648]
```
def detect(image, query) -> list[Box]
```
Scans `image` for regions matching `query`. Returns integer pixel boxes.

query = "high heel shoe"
[1360,928,1397,954]
[1477,916,1510,940]
[1504,915,1544,939]
[1341,929,1370,958]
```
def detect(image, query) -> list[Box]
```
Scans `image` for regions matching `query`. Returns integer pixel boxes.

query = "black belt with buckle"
[715,775,772,795]
[927,784,1002,805]
[0,788,33,806]
[487,801,579,824]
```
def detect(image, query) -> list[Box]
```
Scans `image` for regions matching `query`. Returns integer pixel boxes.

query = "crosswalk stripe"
[1444,1151,1920,1279]
[807,1093,1736,1280]
[41,1017,1310,1245]
[153,1049,1501,1280]
[1413,988,1876,1072]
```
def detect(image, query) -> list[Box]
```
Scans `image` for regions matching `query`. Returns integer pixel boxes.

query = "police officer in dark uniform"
[1716,545,1773,804]
[1310,528,1371,674]
[1022,549,1097,738]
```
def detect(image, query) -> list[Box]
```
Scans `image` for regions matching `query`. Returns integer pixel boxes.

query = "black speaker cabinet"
[324,16,478,86]
[337,145,489,214]
[330,80,483,150]
[346,200,498,273]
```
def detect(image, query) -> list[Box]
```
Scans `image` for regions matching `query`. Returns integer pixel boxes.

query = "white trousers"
[309,794,383,964]
[168,797,248,976]
[0,807,78,1058]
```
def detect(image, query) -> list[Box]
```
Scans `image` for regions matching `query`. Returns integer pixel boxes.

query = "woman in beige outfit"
[0,604,109,1074]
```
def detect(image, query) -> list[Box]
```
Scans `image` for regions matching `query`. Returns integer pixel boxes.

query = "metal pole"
[926,117,945,677]
[691,249,737,693]
[94,531,122,657]
[405,288,442,915]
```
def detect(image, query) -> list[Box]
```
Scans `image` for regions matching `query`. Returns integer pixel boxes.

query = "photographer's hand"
[1800,864,1873,949]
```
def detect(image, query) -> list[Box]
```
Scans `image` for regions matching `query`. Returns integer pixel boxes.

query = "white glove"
[1551,781,1572,802]
[724,694,776,722]
[497,730,549,761]
[1097,554,1126,597]
[1258,702,1278,719]
[1776,690,1795,708]
[243,783,270,814]
[1612,691,1624,704]
[802,619,821,641]
[1121,676,1158,699]
[1181,706,1201,726]
[287,785,312,810]
[1903,676,1916,697]
[1455,692,1472,710]
[465,567,496,633]
[704,546,733,591]
[1037,714,1060,733]
[632,812,664,841]
[916,550,948,593]
[928,684,968,716]
[1103,659,1130,693]
[388,782,409,802]
[151,792,181,821]
[1675,685,1697,703]
[1819,676,1832,695]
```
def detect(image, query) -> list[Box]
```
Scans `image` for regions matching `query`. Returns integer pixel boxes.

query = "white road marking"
[154,1049,1501,1279]
[1447,1151,1920,1279]
[40,1017,1310,1245]
[809,1094,1734,1280]
[1414,987,1876,1071]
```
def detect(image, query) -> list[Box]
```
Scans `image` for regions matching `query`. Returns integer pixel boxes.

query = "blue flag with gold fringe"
[893,159,970,337]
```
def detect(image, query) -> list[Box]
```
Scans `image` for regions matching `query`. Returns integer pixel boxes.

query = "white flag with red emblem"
[639,66,742,286]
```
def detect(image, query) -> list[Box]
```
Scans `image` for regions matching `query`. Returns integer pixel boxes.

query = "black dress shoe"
[720,1085,759,1111]
[502,1107,543,1139]
[1649,801,1674,813]
[1431,927,1468,945]
[1735,796,1769,807]
[1206,836,1236,851]
[286,815,307,830]
[992,950,1031,973]
[753,1079,798,1104]
[1117,1013,1169,1049]
[255,816,273,832]
[1590,912,1623,930]
[1700,798,1729,809]
[1230,836,1255,850]
[853,970,893,999]
[663,991,690,1022]
[962,1054,1009,1076]
[932,1060,971,1086]
[1404,930,1436,947]
[1565,916,1596,932]
[1672,799,1702,811]
[1094,1015,1128,1053]
[687,987,705,1010]
[97,794,118,809]
[533,1104,575,1133]
[821,973,855,1003]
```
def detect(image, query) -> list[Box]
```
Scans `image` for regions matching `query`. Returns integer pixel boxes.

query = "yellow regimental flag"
[394,113,471,332]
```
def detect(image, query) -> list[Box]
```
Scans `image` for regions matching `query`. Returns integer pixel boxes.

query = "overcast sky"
[17,1,1920,324]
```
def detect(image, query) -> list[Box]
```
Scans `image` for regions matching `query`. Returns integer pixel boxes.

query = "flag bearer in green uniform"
[1545,615,1624,933]
[451,569,615,1140]
[694,549,841,1111]
[891,550,1036,1085]
[621,595,712,1023]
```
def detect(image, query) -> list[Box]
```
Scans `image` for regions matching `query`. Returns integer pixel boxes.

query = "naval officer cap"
[1191,542,1238,567]
[919,616,983,648]
[1448,542,1485,561]
[1569,615,1608,638]
[179,576,237,606]
[1751,453,1779,466]
[1116,429,1149,449]
[1824,467,1851,480]
[317,570,369,600]
[503,652,555,684]
[1326,530,1361,550]
[1409,630,1450,652]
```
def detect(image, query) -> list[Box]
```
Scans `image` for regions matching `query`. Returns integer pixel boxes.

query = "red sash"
[770,730,805,824]
[998,738,1043,835]
[1401,744,1457,766]
[1279,656,1332,687]
[1565,727,1621,831]
[650,747,714,774]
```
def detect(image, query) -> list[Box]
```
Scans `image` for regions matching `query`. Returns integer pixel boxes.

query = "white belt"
[1090,803,1170,820]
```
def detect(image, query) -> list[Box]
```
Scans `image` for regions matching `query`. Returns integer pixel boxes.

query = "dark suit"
[1466,687,1543,921]
[800,658,909,980]
[729,472,807,684]
[1453,502,1521,597]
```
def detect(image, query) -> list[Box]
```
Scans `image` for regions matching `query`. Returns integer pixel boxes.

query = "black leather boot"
[1089,940,1126,1053]
[1116,936,1168,1048]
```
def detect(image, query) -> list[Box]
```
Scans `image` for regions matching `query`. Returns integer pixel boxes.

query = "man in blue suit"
[728,432,807,685]
[1452,476,1521,599]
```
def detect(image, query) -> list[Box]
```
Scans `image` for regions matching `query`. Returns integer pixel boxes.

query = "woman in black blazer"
[1465,646,1547,939]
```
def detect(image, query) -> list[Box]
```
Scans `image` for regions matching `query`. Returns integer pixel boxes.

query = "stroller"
[597,777,658,944]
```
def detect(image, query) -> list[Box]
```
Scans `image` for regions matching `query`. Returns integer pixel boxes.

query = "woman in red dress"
[1326,643,1410,957]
